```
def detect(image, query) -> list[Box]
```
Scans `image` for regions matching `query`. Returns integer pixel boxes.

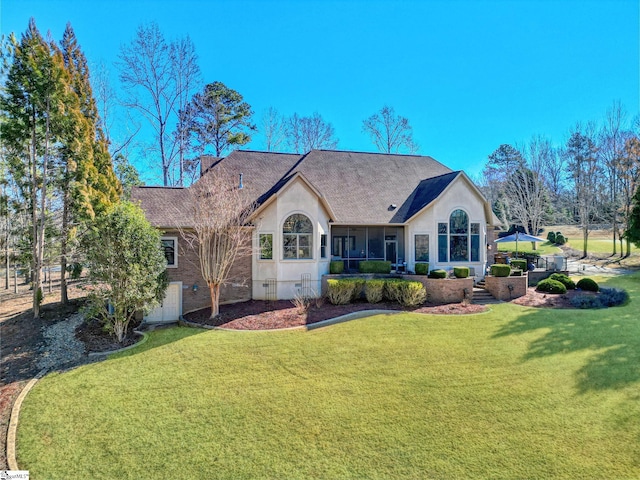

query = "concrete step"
[472,287,501,305]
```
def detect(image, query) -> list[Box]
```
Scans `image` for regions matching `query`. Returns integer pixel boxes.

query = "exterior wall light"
[192,283,199,292]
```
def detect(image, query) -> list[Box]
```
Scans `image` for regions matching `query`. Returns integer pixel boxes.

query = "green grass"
[568,238,639,255]
[17,274,640,479]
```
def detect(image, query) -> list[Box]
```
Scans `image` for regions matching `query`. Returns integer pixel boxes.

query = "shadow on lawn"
[493,274,640,394]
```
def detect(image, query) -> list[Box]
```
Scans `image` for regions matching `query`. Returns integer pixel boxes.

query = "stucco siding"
[406,177,488,277]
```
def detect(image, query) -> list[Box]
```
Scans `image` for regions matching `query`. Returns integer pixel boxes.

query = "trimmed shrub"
[415,262,429,275]
[536,278,567,294]
[555,234,566,245]
[349,278,366,301]
[570,287,628,309]
[326,279,355,305]
[547,231,556,243]
[453,267,470,278]
[398,281,427,306]
[510,259,527,271]
[428,269,447,279]
[490,264,511,277]
[359,260,391,274]
[598,287,629,307]
[329,261,344,274]
[549,273,575,290]
[384,278,405,302]
[577,277,599,292]
[364,279,385,303]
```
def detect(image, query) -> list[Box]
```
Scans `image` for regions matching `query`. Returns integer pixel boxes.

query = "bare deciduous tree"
[117,22,200,186]
[620,135,640,256]
[183,168,256,318]
[599,100,627,254]
[262,106,286,152]
[564,123,603,258]
[285,112,338,153]
[362,105,418,154]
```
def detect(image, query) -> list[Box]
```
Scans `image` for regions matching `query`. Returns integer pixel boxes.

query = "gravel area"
[36,312,87,372]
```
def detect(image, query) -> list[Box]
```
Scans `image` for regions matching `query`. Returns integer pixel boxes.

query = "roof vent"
[389,204,397,210]
[239,173,244,190]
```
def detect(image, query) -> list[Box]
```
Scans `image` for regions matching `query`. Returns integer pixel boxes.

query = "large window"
[415,234,429,262]
[437,210,481,262]
[283,214,313,259]
[259,233,273,260]
[161,237,177,268]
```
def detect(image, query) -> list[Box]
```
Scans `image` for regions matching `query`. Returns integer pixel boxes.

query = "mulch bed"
[75,318,140,353]
[184,299,487,330]
[512,286,597,308]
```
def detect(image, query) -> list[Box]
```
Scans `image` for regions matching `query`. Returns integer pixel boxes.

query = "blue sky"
[2,0,638,183]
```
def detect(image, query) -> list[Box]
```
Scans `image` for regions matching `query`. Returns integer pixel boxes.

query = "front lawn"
[17,274,640,479]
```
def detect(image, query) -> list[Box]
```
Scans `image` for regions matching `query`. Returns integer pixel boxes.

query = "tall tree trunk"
[30,109,41,319]
[209,282,220,319]
[582,227,588,259]
[60,187,70,304]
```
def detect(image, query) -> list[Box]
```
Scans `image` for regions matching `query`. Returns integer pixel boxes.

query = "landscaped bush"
[364,279,385,303]
[326,279,358,305]
[598,287,629,307]
[428,269,447,279]
[555,234,566,245]
[549,273,575,290]
[453,267,469,278]
[547,231,556,243]
[536,278,567,294]
[570,287,629,309]
[490,264,511,277]
[577,277,599,292]
[415,262,429,275]
[398,281,427,306]
[359,260,391,274]
[510,259,527,271]
[384,278,405,302]
[329,261,344,274]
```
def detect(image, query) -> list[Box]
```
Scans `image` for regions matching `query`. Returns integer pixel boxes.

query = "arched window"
[283,214,313,259]
[438,209,480,262]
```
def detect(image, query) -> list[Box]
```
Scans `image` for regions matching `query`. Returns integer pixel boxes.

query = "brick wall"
[484,274,527,301]
[165,230,252,314]
[422,277,474,304]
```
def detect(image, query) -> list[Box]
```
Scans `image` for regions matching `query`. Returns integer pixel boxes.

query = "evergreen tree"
[0,19,68,317]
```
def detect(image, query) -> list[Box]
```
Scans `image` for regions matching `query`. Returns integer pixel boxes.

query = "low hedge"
[428,269,447,279]
[453,267,469,278]
[328,278,427,307]
[415,263,429,275]
[364,279,385,303]
[329,261,344,274]
[359,260,391,274]
[510,259,527,271]
[577,277,599,292]
[490,264,511,277]
[549,273,575,290]
[536,278,567,294]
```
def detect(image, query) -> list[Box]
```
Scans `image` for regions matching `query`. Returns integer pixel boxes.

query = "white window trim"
[161,236,178,268]
[413,232,431,264]
[281,212,314,261]
[258,232,275,262]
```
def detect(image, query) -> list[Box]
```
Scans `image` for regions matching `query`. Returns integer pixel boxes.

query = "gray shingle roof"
[209,149,455,224]
[130,186,191,228]
[133,149,469,227]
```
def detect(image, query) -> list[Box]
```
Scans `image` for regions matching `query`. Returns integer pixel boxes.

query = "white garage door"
[145,282,182,323]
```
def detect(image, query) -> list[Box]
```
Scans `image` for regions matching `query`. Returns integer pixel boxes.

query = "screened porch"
[331,226,405,273]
